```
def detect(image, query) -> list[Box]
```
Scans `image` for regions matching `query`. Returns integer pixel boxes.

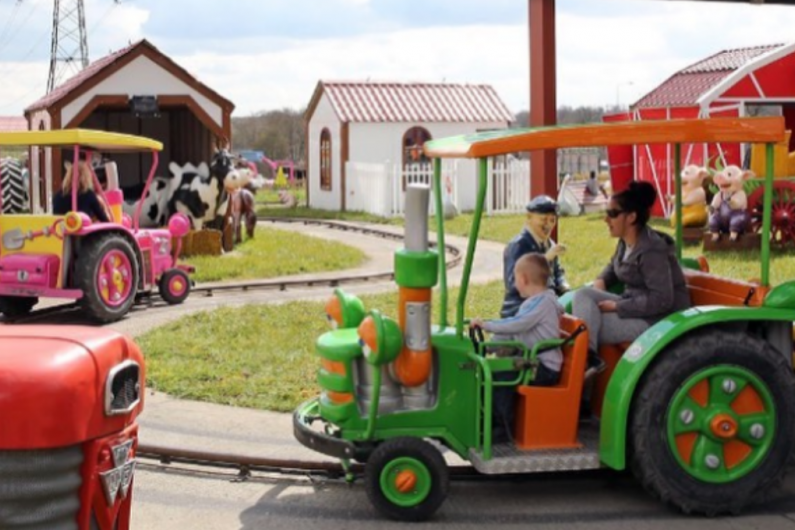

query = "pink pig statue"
[708,165,753,242]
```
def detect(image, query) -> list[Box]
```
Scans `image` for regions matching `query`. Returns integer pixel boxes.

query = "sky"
[0,0,794,118]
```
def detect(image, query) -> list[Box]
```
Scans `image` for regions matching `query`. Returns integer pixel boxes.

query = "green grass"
[186,226,367,283]
[255,186,307,205]
[137,282,503,412]
[256,205,400,225]
[140,211,795,411]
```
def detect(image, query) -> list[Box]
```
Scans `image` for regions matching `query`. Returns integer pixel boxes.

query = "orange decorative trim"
[425,117,786,159]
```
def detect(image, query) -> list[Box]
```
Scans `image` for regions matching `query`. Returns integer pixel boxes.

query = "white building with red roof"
[605,43,795,217]
[305,80,514,213]
[0,117,27,133]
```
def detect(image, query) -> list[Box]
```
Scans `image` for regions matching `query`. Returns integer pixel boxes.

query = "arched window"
[320,128,332,191]
[402,126,432,166]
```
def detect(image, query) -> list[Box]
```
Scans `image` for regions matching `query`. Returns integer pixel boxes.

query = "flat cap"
[526,195,559,215]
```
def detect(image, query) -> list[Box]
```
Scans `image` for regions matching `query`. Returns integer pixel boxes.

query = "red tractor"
[0,325,145,529]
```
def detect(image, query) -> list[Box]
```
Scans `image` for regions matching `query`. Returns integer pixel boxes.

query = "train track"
[2,218,461,324]
[135,442,498,482]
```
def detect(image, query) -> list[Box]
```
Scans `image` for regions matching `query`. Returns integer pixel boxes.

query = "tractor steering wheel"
[468,324,485,355]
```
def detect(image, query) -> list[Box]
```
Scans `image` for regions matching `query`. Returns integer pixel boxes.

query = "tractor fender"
[599,305,795,471]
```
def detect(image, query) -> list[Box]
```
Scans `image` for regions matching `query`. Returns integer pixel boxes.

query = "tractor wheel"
[748,181,795,246]
[630,331,795,516]
[364,437,449,522]
[158,268,190,305]
[75,234,139,323]
[0,296,37,318]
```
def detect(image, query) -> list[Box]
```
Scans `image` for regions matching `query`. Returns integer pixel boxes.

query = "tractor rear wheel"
[364,437,449,522]
[630,331,795,516]
[75,234,139,323]
[0,295,37,318]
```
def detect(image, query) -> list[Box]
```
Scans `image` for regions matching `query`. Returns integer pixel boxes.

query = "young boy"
[471,253,564,443]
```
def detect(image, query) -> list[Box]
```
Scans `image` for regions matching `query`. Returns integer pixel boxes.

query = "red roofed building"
[305,80,514,212]
[0,116,27,132]
[604,43,795,217]
[23,39,234,213]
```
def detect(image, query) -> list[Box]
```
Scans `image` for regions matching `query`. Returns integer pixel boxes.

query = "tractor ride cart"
[0,129,192,323]
[294,116,795,521]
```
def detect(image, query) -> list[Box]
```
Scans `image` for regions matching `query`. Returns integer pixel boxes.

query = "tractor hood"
[0,325,145,450]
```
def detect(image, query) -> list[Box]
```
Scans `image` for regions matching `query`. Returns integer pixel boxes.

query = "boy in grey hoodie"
[472,254,564,443]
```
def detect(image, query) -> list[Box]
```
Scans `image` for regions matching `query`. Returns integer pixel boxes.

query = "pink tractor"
[0,129,193,322]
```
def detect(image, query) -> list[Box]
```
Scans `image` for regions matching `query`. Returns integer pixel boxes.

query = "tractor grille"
[0,445,83,529]
[106,361,141,415]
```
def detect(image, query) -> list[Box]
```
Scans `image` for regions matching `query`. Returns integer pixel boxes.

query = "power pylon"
[46,0,89,93]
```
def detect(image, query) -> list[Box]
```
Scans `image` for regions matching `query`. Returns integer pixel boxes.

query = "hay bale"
[178,229,223,257]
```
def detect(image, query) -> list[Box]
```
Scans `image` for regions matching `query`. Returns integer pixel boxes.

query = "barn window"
[402,126,432,166]
[320,128,332,191]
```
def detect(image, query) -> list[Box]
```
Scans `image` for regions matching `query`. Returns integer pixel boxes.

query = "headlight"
[324,288,365,329]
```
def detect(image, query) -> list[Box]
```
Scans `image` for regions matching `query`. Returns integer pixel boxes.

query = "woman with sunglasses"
[572,181,690,372]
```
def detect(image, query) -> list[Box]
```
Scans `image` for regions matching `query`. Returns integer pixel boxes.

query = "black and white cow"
[1,157,29,214]
[123,150,253,230]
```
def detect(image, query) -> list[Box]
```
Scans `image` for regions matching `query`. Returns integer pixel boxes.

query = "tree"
[231,108,306,162]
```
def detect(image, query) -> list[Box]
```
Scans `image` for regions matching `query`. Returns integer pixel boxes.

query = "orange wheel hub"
[395,470,417,493]
[710,413,738,440]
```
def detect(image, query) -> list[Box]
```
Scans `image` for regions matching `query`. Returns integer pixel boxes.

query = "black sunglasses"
[605,208,625,219]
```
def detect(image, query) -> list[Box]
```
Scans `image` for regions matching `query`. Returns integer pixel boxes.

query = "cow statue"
[708,165,752,242]
[1,157,29,214]
[123,149,253,230]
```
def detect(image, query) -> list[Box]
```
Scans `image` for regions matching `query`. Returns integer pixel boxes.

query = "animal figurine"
[669,165,708,228]
[708,165,753,242]
[230,188,257,245]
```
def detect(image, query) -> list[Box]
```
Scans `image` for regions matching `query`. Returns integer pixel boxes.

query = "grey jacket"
[483,289,564,371]
[598,227,690,324]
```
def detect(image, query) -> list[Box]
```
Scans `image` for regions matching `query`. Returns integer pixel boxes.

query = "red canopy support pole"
[529,0,557,203]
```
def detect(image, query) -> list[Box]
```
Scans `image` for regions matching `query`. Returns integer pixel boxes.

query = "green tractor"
[294,116,795,521]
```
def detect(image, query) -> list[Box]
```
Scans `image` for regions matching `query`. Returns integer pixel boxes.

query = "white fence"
[345,159,531,218]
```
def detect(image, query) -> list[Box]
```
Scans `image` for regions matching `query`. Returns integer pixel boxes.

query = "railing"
[345,159,531,218]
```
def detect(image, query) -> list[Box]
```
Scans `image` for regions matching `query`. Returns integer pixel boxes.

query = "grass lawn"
[186,226,367,283]
[136,282,501,412]
[140,211,795,411]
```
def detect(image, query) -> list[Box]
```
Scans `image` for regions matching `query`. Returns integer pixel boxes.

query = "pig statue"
[709,165,753,242]
[670,164,709,228]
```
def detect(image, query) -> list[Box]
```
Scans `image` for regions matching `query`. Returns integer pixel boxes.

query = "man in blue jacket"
[500,195,569,318]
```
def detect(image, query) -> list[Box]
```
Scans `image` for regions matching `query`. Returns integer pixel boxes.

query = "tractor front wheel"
[630,331,795,516]
[0,296,37,319]
[364,437,449,522]
[158,268,190,305]
[75,234,139,323]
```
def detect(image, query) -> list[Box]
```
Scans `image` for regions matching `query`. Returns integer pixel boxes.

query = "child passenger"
[471,253,564,443]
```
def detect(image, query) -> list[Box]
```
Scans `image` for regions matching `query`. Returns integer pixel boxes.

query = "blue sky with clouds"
[0,0,793,117]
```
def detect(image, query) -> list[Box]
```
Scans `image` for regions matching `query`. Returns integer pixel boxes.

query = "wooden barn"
[23,39,234,214]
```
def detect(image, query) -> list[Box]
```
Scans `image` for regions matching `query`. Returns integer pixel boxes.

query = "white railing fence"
[486,159,531,215]
[345,159,531,218]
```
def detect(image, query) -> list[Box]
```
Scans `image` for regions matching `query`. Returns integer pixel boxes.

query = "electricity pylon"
[46,0,120,93]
